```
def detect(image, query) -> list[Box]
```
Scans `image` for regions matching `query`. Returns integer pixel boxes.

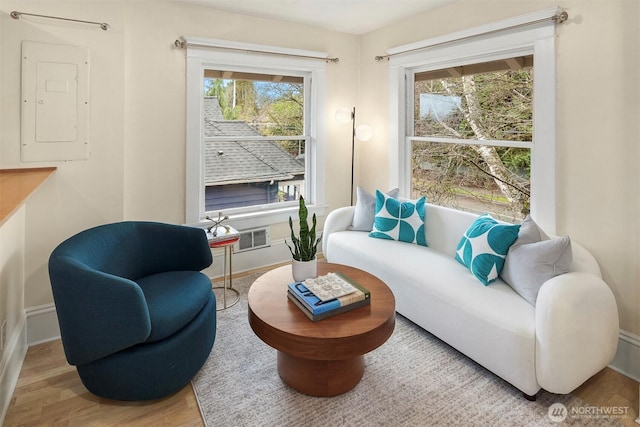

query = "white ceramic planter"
[292,258,317,282]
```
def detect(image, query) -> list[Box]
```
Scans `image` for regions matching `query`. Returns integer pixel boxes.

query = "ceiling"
[177,0,455,35]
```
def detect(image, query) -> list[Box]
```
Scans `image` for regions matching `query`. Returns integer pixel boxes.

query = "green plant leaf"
[287,195,319,262]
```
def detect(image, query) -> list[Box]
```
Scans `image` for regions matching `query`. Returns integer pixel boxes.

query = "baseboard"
[25,304,60,346]
[0,314,27,426]
[609,329,640,383]
[205,237,293,279]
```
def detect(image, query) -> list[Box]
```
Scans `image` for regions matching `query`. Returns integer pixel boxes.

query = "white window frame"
[185,37,327,229]
[387,8,559,233]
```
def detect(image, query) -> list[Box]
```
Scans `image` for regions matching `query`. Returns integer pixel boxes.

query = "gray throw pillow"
[351,186,399,231]
[514,213,549,244]
[500,216,572,306]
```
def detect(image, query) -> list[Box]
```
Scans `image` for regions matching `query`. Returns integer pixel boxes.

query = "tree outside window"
[411,57,533,223]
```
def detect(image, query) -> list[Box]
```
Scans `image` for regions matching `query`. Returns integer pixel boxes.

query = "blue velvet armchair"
[48,221,216,401]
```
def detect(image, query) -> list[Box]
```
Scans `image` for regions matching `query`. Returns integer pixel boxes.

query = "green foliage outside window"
[412,67,533,222]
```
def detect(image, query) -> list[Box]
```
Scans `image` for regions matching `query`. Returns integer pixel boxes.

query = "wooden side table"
[207,227,240,310]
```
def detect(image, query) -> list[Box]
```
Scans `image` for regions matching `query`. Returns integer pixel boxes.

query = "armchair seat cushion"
[137,271,213,343]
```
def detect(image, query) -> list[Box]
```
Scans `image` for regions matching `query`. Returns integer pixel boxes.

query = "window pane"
[411,62,532,222]
[203,71,305,211]
[414,69,533,142]
[411,141,529,222]
[204,138,305,211]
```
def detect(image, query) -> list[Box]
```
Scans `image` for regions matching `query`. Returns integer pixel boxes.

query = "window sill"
[188,204,328,231]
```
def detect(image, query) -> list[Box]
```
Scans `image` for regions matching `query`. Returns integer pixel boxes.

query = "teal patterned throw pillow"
[455,214,520,285]
[369,191,427,246]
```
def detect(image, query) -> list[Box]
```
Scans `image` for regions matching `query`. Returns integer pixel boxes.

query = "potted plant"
[286,195,321,281]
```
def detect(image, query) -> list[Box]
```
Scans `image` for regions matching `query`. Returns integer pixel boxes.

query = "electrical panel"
[21,41,90,161]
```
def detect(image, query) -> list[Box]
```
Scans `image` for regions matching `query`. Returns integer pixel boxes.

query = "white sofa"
[322,203,619,398]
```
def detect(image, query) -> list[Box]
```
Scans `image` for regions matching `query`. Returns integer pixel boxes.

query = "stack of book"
[287,272,370,321]
[206,226,239,247]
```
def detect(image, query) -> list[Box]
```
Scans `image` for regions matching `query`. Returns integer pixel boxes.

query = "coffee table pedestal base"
[277,351,365,397]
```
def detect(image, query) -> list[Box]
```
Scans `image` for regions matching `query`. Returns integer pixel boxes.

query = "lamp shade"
[355,124,373,141]
[335,107,352,124]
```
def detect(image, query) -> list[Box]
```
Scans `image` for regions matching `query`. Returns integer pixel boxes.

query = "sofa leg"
[523,392,537,401]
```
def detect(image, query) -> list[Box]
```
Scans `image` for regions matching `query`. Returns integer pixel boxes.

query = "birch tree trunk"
[441,76,527,214]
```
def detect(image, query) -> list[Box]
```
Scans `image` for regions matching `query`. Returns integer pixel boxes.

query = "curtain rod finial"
[554,11,569,24]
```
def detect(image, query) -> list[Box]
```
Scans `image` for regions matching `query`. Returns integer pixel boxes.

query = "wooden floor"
[6,342,638,427]
[4,268,639,426]
[5,339,203,427]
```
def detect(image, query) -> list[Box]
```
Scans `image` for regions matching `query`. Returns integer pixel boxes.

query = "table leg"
[229,244,233,290]
[212,244,240,310]
[222,245,227,307]
[276,351,365,397]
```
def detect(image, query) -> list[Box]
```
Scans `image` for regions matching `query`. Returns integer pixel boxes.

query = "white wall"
[122,2,359,225]
[555,0,639,338]
[119,1,360,277]
[358,0,640,373]
[1,1,126,311]
[0,2,358,314]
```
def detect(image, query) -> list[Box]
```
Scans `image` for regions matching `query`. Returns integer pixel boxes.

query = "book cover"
[287,290,370,321]
[206,226,239,244]
[287,273,370,316]
[302,272,357,301]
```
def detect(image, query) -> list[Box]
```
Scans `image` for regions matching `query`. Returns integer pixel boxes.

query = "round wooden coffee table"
[248,262,395,397]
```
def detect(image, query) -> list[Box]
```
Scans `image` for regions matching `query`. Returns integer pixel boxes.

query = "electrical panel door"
[21,41,90,161]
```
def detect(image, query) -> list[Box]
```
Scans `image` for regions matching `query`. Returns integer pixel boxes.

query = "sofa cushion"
[455,214,520,285]
[136,271,213,343]
[501,216,572,306]
[352,186,399,231]
[370,191,427,246]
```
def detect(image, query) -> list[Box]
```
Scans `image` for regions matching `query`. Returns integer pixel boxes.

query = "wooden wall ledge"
[0,167,56,226]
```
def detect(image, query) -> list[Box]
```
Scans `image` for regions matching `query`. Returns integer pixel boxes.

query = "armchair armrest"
[535,271,619,393]
[49,257,152,365]
[321,206,355,259]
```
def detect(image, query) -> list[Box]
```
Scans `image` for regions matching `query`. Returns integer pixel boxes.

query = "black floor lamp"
[336,107,373,205]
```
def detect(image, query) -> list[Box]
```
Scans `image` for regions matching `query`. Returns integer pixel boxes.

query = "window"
[388,8,559,231]
[202,70,306,211]
[184,38,327,227]
[410,56,533,222]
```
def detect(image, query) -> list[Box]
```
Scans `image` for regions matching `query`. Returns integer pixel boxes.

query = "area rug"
[193,273,621,427]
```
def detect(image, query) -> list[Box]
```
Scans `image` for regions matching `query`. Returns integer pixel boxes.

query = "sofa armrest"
[535,271,619,393]
[321,206,355,260]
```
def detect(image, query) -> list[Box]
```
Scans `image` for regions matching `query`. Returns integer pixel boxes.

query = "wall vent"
[236,227,271,253]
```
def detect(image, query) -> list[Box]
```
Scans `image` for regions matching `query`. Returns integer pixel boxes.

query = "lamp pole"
[350,107,356,206]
